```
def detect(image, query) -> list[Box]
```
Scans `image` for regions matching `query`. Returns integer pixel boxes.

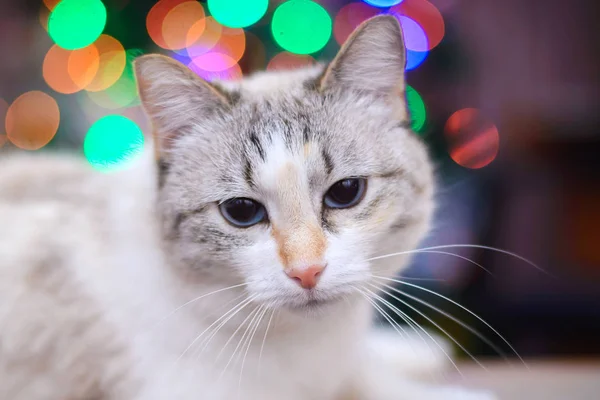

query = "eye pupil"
[220,198,266,227]
[324,178,366,209]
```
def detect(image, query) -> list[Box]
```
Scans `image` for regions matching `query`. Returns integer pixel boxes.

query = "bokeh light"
[364,0,404,7]
[84,115,144,172]
[43,45,100,94]
[212,27,246,64]
[267,52,316,71]
[5,91,60,150]
[0,99,8,148]
[48,0,107,50]
[333,2,380,46]
[189,60,243,82]
[185,17,223,57]
[42,0,60,10]
[86,49,142,109]
[272,0,332,55]
[161,1,206,51]
[208,0,268,29]
[391,0,445,50]
[84,35,127,92]
[395,15,428,52]
[406,85,426,132]
[445,108,499,169]
[147,0,189,49]
[179,17,246,81]
[406,49,428,70]
[189,53,238,73]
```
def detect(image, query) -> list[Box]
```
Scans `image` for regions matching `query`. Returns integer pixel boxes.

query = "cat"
[0,16,495,400]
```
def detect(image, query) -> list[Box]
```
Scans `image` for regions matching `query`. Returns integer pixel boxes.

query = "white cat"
[0,16,494,399]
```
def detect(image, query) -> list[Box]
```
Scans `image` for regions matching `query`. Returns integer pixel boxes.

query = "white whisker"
[368,282,488,372]
[361,286,461,376]
[217,305,262,379]
[257,308,276,378]
[367,244,547,275]
[238,306,268,396]
[378,281,511,364]
[353,286,407,340]
[149,282,249,332]
[372,275,528,368]
[175,294,256,364]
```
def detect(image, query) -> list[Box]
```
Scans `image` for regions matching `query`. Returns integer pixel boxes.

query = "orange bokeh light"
[391,0,445,50]
[445,108,499,169]
[267,52,316,72]
[186,17,224,57]
[162,1,206,50]
[147,0,190,49]
[5,91,60,151]
[39,6,50,31]
[213,27,246,64]
[0,98,8,148]
[43,0,60,11]
[84,35,126,92]
[43,44,100,94]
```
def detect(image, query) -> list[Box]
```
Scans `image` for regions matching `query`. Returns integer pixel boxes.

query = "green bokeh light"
[84,115,144,172]
[48,0,107,51]
[406,85,427,132]
[272,0,332,55]
[208,0,269,28]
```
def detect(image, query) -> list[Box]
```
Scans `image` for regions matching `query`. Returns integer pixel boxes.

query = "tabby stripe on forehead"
[249,131,266,161]
[321,148,334,175]
[243,159,255,189]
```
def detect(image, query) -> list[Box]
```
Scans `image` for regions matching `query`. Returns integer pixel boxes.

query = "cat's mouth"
[287,293,342,312]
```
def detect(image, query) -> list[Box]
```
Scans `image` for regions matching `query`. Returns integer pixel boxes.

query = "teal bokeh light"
[208,0,269,28]
[84,115,144,172]
[48,0,107,50]
[272,0,332,55]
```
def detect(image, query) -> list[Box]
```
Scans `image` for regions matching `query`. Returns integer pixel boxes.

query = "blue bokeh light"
[406,49,428,70]
[363,0,404,8]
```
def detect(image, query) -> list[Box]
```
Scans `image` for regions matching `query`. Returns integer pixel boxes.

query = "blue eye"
[324,178,367,209]
[219,198,267,227]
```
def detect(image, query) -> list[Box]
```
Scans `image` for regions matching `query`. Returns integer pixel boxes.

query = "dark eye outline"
[218,198,268,228]
[323,178,367,209]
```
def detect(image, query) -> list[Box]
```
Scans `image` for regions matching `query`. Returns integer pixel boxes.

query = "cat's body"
[0,17,494,400]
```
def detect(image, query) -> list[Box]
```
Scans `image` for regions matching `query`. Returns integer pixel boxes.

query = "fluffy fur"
[0,16,494,399]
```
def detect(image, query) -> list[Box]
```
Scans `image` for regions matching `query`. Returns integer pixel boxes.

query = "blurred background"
[1,0,599,382]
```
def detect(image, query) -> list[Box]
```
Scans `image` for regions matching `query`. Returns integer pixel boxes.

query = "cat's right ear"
[320,15,407,120]
[134,55,229,153]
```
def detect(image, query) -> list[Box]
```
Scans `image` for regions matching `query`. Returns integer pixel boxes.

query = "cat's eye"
[324,178,367,209]
[219,198,267,227]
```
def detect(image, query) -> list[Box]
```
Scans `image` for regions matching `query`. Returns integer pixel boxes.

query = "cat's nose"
[286,265,325,289]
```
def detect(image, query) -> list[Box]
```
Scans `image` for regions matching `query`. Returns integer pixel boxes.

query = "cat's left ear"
[320,15,407,119]
[134,55,230,154]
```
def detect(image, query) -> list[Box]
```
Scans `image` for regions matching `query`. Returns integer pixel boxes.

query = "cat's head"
[135,16,434,312]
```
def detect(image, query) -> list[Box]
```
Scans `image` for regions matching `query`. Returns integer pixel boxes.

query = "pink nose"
[286,265,325,289]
